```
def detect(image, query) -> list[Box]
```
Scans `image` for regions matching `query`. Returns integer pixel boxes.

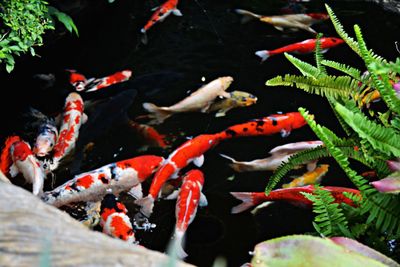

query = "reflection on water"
[1,0,400,266]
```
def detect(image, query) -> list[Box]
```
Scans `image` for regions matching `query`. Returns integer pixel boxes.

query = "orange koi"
[255,37,344,62]
[100,193,135,243]
[127,119,169,149]
[230,185,360,214]
[173,169,208,259]
[0,135,45,195]
[42,155,164,207]
[135,134,221,217]
[140,0,182,44]
[282,164,329,188]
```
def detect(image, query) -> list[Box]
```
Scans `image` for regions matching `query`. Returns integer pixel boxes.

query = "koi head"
[307,13,329,21]
[182,169,205,187]
[33,124,58,157]
[122,155,165,181]
[229,91,258,107]
[101,194,128,221]
[66,69,87,91]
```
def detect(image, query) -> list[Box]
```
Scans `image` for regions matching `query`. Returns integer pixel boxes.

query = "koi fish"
[255,37,345,62]
[33,119,58,157]
[84,70,132,92]
[207,90,258,117]
[0,136,45,195]
[135,134,221,217]
[235,9,329,34]
[127,119,169,149]
[220,140,323,172]
[282,164,329,188]
[142,76,233,124]
[140,0,182,44]
[230,185,360,214]
[100,193,136,243]
[220,111,308,139]
[66,69,87,92]
[50,92,87,171]
[173,169,208,259]
[41,155,164,207]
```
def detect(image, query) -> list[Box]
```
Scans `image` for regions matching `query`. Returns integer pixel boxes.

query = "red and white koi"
[42,155,164,207]
[219,111,308,139]
[140,0,182,44]
[220,140,323,172]
[127,119,169,149]
[0,136,45,195]
[50,92,86,171]
[230,185,360,214]
[66,69,87,92]
[255,37,345,62]
[235,9,329,34]
[173,169,208,259]
[282,164,329,188]
[135,134,221,217]
[142,76,233,124]
[33,119,58,157]
[100,193,136,243]
[84,70,132,92]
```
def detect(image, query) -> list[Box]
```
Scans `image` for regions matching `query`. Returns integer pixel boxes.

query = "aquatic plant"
[264,3,400,255]
[0,0,78,72]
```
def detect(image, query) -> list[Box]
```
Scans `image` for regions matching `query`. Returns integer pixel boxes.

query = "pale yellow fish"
[142,76,233,124]
[282,164,329,188]
[207,90,258,117]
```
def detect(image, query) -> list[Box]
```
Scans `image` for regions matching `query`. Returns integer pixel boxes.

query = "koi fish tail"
[230,192,260,214]
[0,136,21,174]
[142,103,172,124]
[134,195,155,218]
[173,230,188,259]
[234,9,261,23]
[219,154,253,172]
[255,50,270,62]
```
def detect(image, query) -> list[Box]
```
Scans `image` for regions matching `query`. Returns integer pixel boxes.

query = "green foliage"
[302,185,351,237]
[48,6,79,37]
[264,3,400,250]
[0,0,78,72]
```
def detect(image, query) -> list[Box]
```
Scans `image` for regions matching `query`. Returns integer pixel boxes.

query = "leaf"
[48,6,79,36]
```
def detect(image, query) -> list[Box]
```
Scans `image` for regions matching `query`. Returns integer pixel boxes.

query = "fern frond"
[284,53,323,79]
[315,33,327,75]
[335,102,400,158]
[391,115,400,132]
[302,185,351,237]
[321,60,361,80]
[266,74,358,99]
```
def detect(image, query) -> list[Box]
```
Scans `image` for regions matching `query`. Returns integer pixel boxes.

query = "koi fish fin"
[164,189,180,200]
[140,30,148,45]
[219,153,253,172]
[321,49,329,54]
[280,129,291,138]
[255,50,270,62]
[0,171,11,184]
[306,160,318,172]
[127,183,143,200]
[150,6,159,11]
[234,9,261,23]
[193,155,204,167]
[387,160,400,171]
[172,9,183,16]
[82,113,88,124]
[215,109,228,117]
[230,192,257,214]
[142,102,172,124]
[220,91,231,99]
[32,172,44,196]
[274,26,285,32]
[9,163,19,177]
[199,192,208,207]
[174,230,188,259]
[250,201,274,215]
[134,195,155,218]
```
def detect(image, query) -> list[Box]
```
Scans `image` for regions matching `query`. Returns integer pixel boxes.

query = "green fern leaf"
[284,53,323,79]
[321,60,361,80]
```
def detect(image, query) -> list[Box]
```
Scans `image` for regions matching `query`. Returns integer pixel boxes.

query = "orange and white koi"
[127,119,169,149]
[50,92,86,171]
[84,70,132,92]
[0,136,45,195]
[235,9,329,34]
[135,134,221,217]
[42,155,164,207]
[219,111,308,139]
[100,193,136,243]
[255,37,345,62]
[142,76,233,124]
[230,185,360,214]
[220,140,323,172]
[207,90,258,117]
[172,169,208,259]
[140,0,182,44]
[282,164,329,188]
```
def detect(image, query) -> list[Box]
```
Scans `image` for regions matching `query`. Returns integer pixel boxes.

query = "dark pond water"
[1,0,400,266]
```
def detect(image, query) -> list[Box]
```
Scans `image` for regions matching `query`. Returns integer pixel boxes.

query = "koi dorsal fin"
[0,135,21,174]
